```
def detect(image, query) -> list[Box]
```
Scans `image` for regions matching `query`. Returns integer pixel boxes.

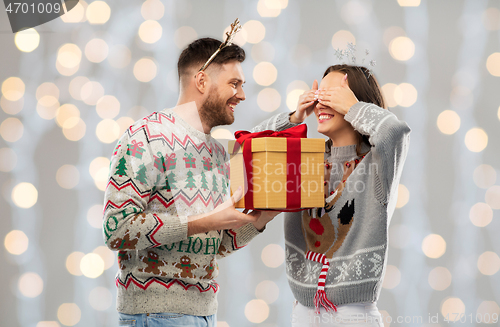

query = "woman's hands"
[318,74,359,116]
[290,74,359,122]
[246,209,280,232]
[290,80,318,124]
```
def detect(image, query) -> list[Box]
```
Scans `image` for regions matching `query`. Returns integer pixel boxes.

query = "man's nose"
[237,87,246,101]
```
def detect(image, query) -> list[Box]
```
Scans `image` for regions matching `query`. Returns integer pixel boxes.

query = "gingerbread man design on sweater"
[109,229,141,250]
[302,159,359,259]
[173,255,199,279]
[130,213,147,225]
[118,251,132,270]
[217,244,230,258]
[139,250,167,276]
[201,258,218,279]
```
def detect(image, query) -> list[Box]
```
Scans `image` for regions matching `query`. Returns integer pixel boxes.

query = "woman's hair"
[322,64,386,156]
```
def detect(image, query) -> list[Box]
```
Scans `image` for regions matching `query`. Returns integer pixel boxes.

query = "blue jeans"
[118,312,216,327]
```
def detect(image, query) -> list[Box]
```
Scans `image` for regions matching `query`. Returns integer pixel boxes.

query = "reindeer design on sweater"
[300,158,361,313]
[301,159,359,259]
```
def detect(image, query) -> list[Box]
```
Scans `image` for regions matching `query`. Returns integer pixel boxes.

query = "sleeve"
[216,149,262,259]
[216,223,262,259]
[250,112,300,133]
[102,128,188,252]
[344,102,411,204]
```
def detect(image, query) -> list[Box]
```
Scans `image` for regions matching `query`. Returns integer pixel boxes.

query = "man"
[103,37,297,326]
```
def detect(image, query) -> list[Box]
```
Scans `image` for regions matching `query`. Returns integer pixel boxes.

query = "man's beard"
[199,87,234,129]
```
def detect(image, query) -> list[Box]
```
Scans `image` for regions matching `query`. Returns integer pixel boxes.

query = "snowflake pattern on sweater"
[285,242,386,287]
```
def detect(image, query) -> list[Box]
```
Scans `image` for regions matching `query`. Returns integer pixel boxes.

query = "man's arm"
[186,187,263,236]
[103,131,259,253]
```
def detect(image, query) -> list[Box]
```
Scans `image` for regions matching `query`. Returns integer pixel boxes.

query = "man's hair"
[177,37,246,80]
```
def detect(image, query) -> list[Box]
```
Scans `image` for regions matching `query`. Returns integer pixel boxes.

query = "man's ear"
[194,71,209,94]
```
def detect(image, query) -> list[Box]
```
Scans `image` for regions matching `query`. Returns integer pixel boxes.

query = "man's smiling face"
[200,61,246,128]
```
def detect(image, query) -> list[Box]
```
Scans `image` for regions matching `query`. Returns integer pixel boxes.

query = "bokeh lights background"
[1,0,500,326]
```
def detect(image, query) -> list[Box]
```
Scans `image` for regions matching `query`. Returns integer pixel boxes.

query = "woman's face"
[314,72,355,139]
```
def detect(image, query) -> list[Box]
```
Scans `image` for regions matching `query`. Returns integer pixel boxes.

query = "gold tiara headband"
[198,18,242,72]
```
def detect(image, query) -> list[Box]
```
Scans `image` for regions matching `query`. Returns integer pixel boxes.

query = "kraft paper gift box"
[229,125,325,210]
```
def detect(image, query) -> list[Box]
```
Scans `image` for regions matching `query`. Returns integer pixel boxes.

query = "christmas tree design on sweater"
[115,157,128,177]
[212,175,219,193]
[185,170,196,190]
[200,171,209,191]
[167,172,177,190]
[135,164,148,185]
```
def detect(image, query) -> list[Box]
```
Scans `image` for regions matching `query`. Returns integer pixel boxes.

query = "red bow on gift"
[234,124,307,146]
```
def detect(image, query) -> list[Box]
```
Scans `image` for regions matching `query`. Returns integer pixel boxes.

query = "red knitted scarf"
[305,250,337,314]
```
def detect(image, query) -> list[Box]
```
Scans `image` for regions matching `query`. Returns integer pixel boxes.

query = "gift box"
[165,153,177,171]
[229,125,325,210]
[183,153,196,168]
[127,140,145,159]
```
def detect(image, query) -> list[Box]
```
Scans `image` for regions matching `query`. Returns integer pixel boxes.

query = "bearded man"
[103,37,298,326]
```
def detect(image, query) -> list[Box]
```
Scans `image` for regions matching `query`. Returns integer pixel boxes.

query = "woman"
[284,64,411,326]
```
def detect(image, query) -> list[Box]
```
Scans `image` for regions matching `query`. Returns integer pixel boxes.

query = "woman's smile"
[317,113,334,123]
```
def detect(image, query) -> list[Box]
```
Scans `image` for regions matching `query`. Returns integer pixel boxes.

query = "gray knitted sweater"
[263,102,411,307]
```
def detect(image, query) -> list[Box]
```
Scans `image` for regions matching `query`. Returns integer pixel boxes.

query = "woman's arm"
[317,77,411,204]
[345,102,411,204]
[250,112,299,133]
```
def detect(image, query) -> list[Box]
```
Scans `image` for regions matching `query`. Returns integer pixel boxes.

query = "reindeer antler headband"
[198,18,242,72]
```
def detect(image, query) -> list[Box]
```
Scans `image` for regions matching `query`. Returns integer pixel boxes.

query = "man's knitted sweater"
[103,108,295,316]
[284,102,411,307]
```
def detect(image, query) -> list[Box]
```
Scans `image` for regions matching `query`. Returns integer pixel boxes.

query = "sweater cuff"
[159,215,189,244]
[232,223,261,247]
[275,112,300,131]
[344,101,366,126]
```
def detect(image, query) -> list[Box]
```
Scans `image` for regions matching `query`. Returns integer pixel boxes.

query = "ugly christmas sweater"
[263,102,411,310]
[103,108,296,316]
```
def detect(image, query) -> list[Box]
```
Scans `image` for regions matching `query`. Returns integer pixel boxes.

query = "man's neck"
[174,100,211,134]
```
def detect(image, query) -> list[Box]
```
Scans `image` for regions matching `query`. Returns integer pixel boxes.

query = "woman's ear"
[341,73,349,88]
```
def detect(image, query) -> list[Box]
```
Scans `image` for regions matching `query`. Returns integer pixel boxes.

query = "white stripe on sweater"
[285,241,385,262]
[286,275,382,288]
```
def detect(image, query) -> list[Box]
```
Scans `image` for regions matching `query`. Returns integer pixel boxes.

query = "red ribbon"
[234,124,308,146]
[233,125,308,210]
